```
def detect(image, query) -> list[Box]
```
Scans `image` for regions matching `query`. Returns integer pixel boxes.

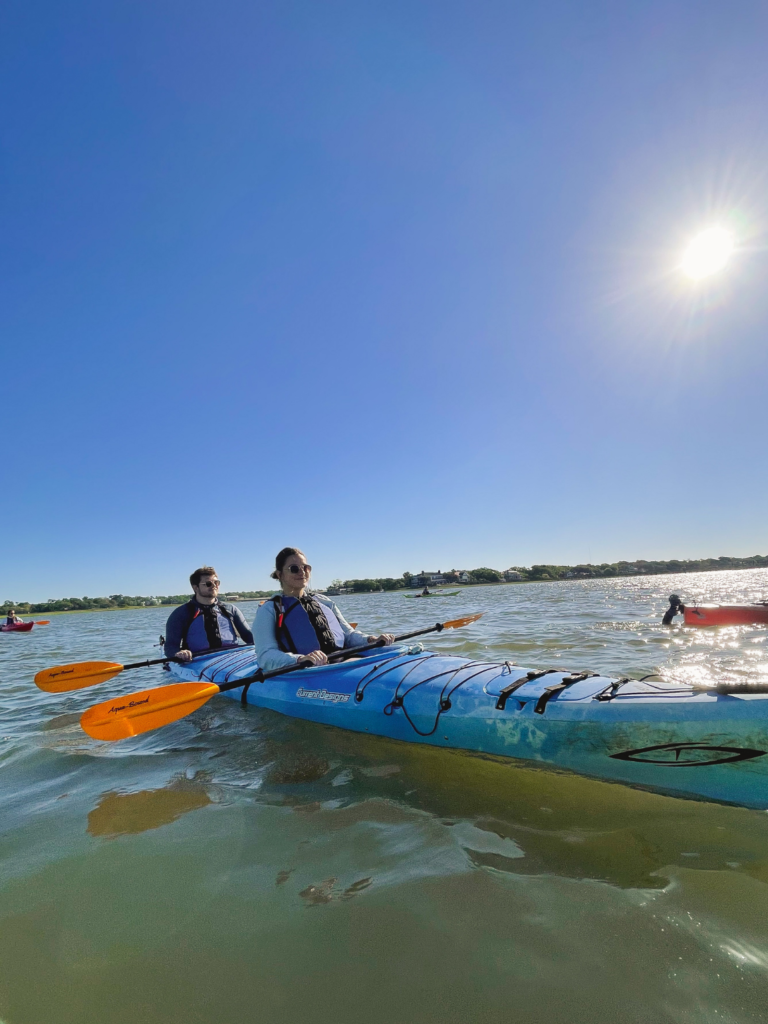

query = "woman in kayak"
[253,547,394,672]
[5,609,22,626]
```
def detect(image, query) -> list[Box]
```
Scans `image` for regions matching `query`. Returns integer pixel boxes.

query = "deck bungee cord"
[351,651,522,736]
[383,662,515,737]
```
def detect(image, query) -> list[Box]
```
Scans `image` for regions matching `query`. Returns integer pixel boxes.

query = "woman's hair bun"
[270,570,279,579]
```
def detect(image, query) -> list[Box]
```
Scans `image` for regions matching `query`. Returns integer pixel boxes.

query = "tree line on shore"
[328,554,768,593]
[4,554,768,613]
[1,590,273,615]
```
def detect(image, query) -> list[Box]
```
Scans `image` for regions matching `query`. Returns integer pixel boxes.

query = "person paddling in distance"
[5,608,23,626]
[253,548,395,672]
[164,566,254,663]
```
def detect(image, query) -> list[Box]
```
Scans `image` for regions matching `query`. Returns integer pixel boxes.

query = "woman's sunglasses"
[287,564,311,575]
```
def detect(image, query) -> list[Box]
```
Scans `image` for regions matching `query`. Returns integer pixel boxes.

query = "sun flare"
[680,227,734,280]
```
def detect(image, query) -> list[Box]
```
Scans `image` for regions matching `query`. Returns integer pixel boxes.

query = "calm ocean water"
[3,569,768,1023]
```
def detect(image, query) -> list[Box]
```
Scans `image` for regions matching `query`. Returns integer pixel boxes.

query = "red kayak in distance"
[1,622,34,633]
[663,594,768,627]
[684,605,768,627]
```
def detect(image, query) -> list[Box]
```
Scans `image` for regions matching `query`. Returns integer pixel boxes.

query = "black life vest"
[180,599,239,652]
[272,594,344,656]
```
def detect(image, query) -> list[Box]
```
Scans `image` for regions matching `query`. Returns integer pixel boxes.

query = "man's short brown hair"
[190,566,218,589]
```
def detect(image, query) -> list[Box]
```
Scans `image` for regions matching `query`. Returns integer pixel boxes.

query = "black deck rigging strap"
[533,672,599,714]
[595,677,632,701]
[495,668,560,710]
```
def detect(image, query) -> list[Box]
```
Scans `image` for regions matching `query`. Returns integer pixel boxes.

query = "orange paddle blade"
[35,660,124,692]
[80,681,220,741]
[35,620,50,625]
[443,613,484,629]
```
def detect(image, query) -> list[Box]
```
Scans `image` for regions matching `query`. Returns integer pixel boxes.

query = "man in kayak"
[5,609,23,626]
[253,547,394,672]
[164,566,254,662]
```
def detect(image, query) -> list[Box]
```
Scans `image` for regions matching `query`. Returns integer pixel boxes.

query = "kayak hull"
[169,647,768,808]
[1,622,34,633]
[684,605,768,627]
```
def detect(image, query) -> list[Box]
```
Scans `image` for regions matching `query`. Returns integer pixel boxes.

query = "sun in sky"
[680,226,735,280]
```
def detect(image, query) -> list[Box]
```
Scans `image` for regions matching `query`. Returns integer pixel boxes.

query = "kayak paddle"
[35,646,254,693]
[80,614,483,742]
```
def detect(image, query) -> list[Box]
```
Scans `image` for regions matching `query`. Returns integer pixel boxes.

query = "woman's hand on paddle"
[174,650,193,663]
[367,633,395,645]
[298,650,328,667]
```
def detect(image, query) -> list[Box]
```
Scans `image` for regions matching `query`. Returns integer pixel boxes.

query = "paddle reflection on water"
[87,778,212,838]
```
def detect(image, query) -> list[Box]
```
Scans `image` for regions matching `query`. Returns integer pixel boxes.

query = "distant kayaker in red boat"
[662,593,768,628]
[662,594,685,626]
[164,566,254,662]
[253,547,395,672]
[5,609,23,626]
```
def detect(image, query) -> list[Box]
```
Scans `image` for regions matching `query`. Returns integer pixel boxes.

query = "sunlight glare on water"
[3,568,768,1023]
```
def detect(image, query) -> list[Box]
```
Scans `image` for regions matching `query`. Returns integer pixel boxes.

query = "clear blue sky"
[2,0,767,600]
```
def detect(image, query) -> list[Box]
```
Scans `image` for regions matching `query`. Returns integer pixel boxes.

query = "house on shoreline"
[411,570,447,587]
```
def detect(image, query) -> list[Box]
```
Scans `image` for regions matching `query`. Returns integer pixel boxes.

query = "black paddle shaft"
[125,645,254,672]
[123,657,178,671]
[216,623,446,694]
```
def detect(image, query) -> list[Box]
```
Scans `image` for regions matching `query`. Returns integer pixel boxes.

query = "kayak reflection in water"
[5,608,22,626]
[164,566,254,663]
[253,547,395,673]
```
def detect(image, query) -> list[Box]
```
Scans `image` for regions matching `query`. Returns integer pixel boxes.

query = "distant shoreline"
[6,561,768,616]
[6,598,267,618]
[326,555,768,595]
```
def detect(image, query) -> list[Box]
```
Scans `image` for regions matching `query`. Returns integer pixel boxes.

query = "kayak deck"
[169,646,768,808]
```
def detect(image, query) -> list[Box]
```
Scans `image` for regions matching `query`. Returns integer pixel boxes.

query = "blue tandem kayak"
[168,645,768,808]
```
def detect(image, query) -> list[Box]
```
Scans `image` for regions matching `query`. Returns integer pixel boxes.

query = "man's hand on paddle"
[368,633,395,645]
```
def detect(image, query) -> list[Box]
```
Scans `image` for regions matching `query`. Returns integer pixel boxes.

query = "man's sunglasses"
[287,564,311,575]
[201,580,221,588]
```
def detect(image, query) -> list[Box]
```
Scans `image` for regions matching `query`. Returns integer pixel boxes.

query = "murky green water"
[3,571,768,1023]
